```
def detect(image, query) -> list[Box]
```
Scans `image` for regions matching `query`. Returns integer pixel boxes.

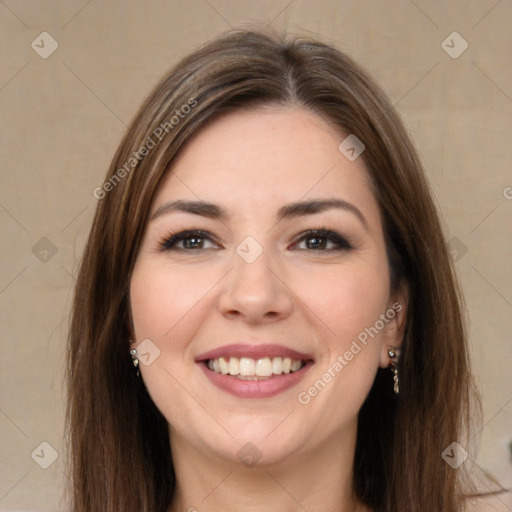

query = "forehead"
[152,106,379,224]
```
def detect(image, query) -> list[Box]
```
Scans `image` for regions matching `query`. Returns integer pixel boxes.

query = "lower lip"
[198,361,314,399]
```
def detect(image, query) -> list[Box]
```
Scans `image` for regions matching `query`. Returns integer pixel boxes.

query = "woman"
[66,29,507,511]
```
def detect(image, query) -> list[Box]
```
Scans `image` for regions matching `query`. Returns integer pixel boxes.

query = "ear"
[378,281,408,368]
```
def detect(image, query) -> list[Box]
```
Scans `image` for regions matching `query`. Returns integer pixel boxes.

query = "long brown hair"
[65,28,504,511]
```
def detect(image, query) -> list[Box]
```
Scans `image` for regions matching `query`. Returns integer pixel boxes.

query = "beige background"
[0,1,511,510]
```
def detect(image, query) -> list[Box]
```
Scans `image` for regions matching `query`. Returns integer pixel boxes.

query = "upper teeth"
[207,356,303,377]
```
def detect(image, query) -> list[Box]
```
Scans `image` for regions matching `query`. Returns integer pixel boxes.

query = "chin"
[201,420,309,468]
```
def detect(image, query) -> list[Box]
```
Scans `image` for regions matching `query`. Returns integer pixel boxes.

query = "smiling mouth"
[206,356,310,380]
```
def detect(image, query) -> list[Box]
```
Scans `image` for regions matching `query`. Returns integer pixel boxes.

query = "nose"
[217,244,294,325]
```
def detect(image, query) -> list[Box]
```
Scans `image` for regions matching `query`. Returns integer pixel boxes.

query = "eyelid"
[156,228,221,251]
[157,227,353,253]
[291,228,353,251]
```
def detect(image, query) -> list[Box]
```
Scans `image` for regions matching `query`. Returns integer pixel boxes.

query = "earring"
[387,345,400,394]
[129,342,140,377]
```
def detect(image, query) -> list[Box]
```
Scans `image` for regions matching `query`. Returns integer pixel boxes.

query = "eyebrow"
[151,198,368,229]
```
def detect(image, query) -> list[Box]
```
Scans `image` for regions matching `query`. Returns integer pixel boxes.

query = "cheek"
[293,260,390,419]
[130,261,219,344]
[296,258,390,341]
[129,263,214,423]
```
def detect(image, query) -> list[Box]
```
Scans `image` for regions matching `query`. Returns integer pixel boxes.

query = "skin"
[129,106,408,512]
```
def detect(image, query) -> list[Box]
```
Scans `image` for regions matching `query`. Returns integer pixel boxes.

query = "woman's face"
[130,106,406,466]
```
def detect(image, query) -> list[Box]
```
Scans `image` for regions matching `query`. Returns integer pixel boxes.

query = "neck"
[167,422,371,512]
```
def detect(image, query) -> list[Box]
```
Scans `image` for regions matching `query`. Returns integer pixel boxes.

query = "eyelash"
[157,227,353,253]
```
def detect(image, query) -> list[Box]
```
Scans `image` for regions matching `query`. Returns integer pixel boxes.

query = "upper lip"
[195,343,314,362]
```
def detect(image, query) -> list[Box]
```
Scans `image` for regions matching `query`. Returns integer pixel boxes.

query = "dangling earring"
[387,345,400,394]
[129,342,140,377]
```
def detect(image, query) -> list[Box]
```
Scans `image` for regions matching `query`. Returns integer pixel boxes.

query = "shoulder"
[464,491,512,512]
